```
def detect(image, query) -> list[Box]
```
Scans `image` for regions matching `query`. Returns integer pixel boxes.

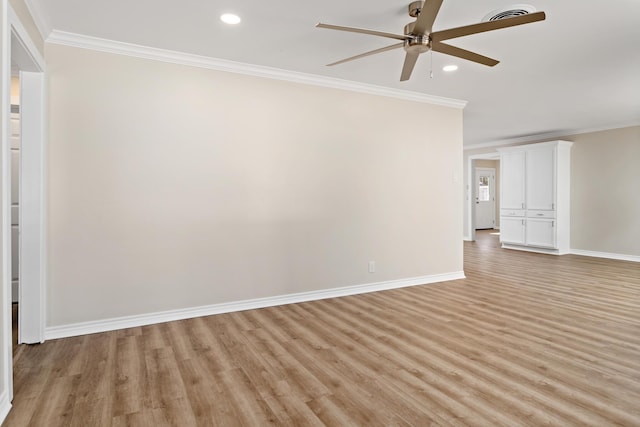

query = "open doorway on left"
[10,74,21,354]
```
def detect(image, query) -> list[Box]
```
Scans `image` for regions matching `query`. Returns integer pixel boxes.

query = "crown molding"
[46,30,466,109]
[464,121,640,151]
[23,0,52,40]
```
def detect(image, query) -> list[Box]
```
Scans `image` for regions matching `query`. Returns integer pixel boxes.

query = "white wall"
[463,125,640,257]
[46,44,464,327]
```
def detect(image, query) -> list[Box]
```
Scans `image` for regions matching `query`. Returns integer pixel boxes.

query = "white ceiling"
[29,0,640,146]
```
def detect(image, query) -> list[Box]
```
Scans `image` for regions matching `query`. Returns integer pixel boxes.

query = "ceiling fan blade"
[431,11,546,42]
[326,43,404,66]
[432,41,499,66]
[412,0,444,35]
[316,23,408,41]
[400,51,420,81]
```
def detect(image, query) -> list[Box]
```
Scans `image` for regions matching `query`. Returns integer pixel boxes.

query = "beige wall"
[464,125,640,256]
[8,0,43,56]
[570,126,640,255]
[46,44,464,326]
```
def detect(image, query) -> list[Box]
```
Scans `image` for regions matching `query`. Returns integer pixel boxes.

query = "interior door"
[475,168,496,229]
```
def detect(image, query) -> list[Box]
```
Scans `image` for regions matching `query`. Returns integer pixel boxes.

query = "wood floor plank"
[4,230,640,426]
[112,335,145,417]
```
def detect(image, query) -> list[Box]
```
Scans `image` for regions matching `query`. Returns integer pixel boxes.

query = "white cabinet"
[526,146,555,210]
[498,141,572,254]
[525,218,556,248]
[500,150,526,210]
[500,217,526,245]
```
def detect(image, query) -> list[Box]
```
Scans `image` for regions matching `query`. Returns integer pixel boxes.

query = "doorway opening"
[474,167,496,230]
[467,153,500,241]
[2,5,48,404]
[7,18,46,348]
[10,76,20,353]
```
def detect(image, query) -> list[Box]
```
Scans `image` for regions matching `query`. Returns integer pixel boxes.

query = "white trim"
[1,5,48,409]
[8,6,44,69]
[23,0,51,40]
[570,249,640,263]
[497,139,573,153]
[2,0,13,406]
[45,271,465,340]
[8,3,47,347]
[464,121,640,151]
[0,389,11,424]
[501,244,567,255]
[46,30,467,109]
[18,71,46,344]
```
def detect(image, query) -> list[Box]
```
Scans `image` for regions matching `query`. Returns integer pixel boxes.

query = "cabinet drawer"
[528,210,556,219]
[501,209,525,217]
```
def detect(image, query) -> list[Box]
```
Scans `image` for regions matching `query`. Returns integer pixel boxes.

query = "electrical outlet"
[368,261,376,273]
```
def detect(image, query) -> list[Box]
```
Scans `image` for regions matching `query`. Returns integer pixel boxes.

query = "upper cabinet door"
[500,150,526,209]
[526,146,556,210]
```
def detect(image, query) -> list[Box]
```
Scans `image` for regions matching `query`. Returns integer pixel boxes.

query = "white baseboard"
[45,271,465,340]
[501,244,567,255]
[570,249,640,263]
[0,390,11,425]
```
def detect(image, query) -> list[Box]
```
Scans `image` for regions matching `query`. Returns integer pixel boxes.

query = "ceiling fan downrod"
[408,1,425,18]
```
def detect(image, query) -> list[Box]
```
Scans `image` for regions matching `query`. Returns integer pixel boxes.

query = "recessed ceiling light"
[220,13,241,25]
[443,65,458,72]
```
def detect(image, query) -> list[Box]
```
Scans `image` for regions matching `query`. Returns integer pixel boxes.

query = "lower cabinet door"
[525,218,556,248]
[500,217,526,245]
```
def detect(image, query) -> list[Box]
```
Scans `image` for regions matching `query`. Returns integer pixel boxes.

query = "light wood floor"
[5,230,640,426]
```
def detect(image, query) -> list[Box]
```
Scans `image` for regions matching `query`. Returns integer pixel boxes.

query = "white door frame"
[474,167,496,230]
[466,153,499,241]
[2,3,47,405]
[18,69,46,344]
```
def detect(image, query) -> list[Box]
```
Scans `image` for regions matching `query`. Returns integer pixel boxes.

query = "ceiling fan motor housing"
[404,20,430,54]
[404,36,430,54]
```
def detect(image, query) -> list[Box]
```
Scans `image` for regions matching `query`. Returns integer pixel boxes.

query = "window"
[478,176,490,201]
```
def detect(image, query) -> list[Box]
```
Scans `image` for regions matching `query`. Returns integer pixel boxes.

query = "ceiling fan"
[316,0,546,81]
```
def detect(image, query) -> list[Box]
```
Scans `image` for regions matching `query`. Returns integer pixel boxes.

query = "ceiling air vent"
[482,4,536,22]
